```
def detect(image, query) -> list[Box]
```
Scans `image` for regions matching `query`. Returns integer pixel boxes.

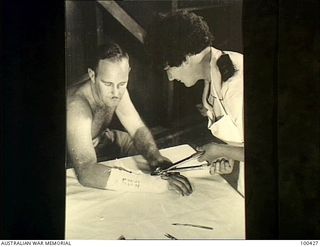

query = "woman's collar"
[210,47,224,65]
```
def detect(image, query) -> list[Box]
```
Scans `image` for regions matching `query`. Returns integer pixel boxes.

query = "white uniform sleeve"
[224,53,244,142]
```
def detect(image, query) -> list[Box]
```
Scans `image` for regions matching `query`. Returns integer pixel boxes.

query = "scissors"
[151,151,209,176]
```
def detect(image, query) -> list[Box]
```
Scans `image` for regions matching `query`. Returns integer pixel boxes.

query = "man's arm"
[67,99,111,189]
[116,90,171,170]
[67,98,192,194]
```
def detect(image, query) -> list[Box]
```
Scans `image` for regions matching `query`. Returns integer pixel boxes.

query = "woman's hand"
[197,142,244,163]
[196,143,235,174]
[209,158,234,174]
[196,143,224,163]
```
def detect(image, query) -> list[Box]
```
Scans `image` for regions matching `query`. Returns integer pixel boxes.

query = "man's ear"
[88,68,95,83]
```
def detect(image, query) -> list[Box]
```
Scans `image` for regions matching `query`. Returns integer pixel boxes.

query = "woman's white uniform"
[202,48,245,196]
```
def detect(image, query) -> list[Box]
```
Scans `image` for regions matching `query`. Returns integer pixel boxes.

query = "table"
[65,144,245,239]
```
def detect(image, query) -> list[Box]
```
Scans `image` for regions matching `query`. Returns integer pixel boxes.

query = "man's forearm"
[74,162,168,193]
[132,126,161,162]
[106,168,167,193]
[75,162,111,189]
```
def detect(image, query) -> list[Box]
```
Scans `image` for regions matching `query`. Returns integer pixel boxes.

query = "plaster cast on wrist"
[105,168,168,193]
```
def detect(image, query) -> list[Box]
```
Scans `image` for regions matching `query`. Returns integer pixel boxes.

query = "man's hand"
[161,172,193,196]
[149,156,193,196]
[149,155,174,174]
[209,158,234,175]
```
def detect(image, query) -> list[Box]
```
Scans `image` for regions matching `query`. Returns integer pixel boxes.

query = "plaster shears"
[151,151,209,176]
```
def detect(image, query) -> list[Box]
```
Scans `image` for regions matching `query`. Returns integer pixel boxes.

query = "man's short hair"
[145,11,214,68]
[89,41,128,72]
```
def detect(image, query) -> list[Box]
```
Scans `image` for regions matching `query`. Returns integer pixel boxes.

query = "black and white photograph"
[3,0,319,242]
[65,0,245,240]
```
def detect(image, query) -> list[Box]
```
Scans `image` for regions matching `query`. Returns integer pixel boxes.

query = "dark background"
[2,0,319,239]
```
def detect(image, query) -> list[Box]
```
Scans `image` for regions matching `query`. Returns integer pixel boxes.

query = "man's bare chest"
[91,107,115,137]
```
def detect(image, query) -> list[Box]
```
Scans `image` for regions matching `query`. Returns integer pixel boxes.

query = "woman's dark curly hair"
[145,11,214,68]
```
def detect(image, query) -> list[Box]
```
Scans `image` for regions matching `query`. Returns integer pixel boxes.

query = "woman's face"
[165,58,200,87]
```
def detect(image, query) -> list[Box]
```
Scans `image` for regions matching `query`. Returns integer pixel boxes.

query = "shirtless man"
[67,41,192,196]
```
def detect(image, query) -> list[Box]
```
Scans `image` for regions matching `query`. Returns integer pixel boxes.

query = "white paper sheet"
[66,144,245,239]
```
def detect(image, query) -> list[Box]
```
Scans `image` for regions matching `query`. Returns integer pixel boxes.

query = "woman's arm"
[197,142,244,163]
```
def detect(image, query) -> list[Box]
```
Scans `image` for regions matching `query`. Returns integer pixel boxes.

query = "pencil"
[164,233,178,240]
[172,223,214,230]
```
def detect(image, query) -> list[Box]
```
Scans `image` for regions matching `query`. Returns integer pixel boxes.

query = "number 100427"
[301,241,318,246]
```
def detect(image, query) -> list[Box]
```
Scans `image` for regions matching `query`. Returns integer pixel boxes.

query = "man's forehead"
[96,58,130,83]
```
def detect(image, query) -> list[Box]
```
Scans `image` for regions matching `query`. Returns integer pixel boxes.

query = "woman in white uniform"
[146,11,245,195]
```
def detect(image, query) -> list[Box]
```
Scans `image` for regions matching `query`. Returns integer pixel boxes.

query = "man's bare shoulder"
[67,85,92,120]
